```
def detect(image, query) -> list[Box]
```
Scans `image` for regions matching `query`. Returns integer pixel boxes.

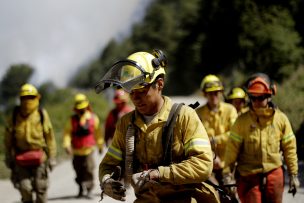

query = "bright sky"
[0,0,150,87]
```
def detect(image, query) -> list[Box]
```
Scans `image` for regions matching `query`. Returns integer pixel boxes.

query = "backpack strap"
[162,103,184,166]
[39,108,44,126]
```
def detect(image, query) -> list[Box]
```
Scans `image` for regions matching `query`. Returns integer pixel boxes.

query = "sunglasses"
[249,95,269,102]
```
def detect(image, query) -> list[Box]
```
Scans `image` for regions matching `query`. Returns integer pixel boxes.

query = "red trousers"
[237,167,284,203]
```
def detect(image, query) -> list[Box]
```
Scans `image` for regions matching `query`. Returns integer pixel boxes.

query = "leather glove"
[222,173,237,198]
[223,173,234,185]
[48,158,57,171]
[101,166,126,201]
[131,169,160,194]
[288,174,300,196]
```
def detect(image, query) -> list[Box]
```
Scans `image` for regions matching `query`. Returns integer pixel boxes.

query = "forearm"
[158,152,213,185]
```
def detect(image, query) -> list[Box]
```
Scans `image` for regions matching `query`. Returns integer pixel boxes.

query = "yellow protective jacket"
[99,96,213,185]
[4,107,57,164]
[196,102,237,167]
[224,108,298,176]
[63,110,104,156]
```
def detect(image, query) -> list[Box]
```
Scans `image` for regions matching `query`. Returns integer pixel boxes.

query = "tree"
[0,64,34,109]
[238,2,304,81]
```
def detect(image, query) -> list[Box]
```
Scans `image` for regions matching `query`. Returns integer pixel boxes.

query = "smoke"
[0,0,150,87]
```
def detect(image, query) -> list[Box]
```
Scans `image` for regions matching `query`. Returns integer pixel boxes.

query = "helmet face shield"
[95,60,150,93]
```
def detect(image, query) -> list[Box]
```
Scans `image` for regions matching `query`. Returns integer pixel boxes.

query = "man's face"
[75,108,86,116]
[129,80,162,116]
[205,91,221,106]
[231,98,245,112]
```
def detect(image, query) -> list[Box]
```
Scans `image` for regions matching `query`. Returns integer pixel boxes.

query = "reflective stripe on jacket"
[99,96,213,185]
[196,102,237,167]
[224,108,298,176]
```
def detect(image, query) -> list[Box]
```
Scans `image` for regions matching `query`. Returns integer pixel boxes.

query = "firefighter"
[95,50,219,202]
[223,73,300,203]
[196,75,238,189]
[4,83,57,203]
[104,89,133,146]
[63,93,104,198]
[196,75,238,202]
[226,87,249,115]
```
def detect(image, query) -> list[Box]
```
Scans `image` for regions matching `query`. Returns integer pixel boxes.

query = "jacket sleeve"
[93,114,104,150]
[42,109,57,159]
[63,118,72,149]
[223,118,243,175]
[214,107,238,145]
[280,113,298,175]
[158,106,213,185]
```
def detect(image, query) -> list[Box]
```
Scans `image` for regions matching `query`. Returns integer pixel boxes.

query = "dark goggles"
[249,95,270,102]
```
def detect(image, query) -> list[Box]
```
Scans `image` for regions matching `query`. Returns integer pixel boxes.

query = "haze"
[0,0,150,87]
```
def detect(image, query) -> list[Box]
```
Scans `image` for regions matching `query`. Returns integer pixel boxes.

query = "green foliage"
[0,64,34,108]
[274,66,304,132]
[238,3,304,80]
[273,66,304,159]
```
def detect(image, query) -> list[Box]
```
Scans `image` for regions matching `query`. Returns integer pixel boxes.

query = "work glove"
[222,173,237,197]
[48,158,57,171]
[223,173,234,185]
[101,166,126,201]
[288,174,300,196]
[131,169,160,194]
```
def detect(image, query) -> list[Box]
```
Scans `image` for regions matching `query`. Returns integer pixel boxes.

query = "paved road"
[0,96,303,202]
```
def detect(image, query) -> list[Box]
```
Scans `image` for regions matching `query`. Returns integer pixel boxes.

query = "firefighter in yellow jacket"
[4,83,57,203]
[223,73,299,203]
[63,93,104,198]
[196,75,238,188]
[95,50,219,202]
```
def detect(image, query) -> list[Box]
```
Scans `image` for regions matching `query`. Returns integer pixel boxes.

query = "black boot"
[76,185,83,198]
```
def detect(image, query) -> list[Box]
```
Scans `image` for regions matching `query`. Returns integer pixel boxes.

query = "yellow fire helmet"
[227,87,246,100]
[200,74,224,92]
[74,93,89,110]
[20,83,39,97]
[95,49,167,93]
